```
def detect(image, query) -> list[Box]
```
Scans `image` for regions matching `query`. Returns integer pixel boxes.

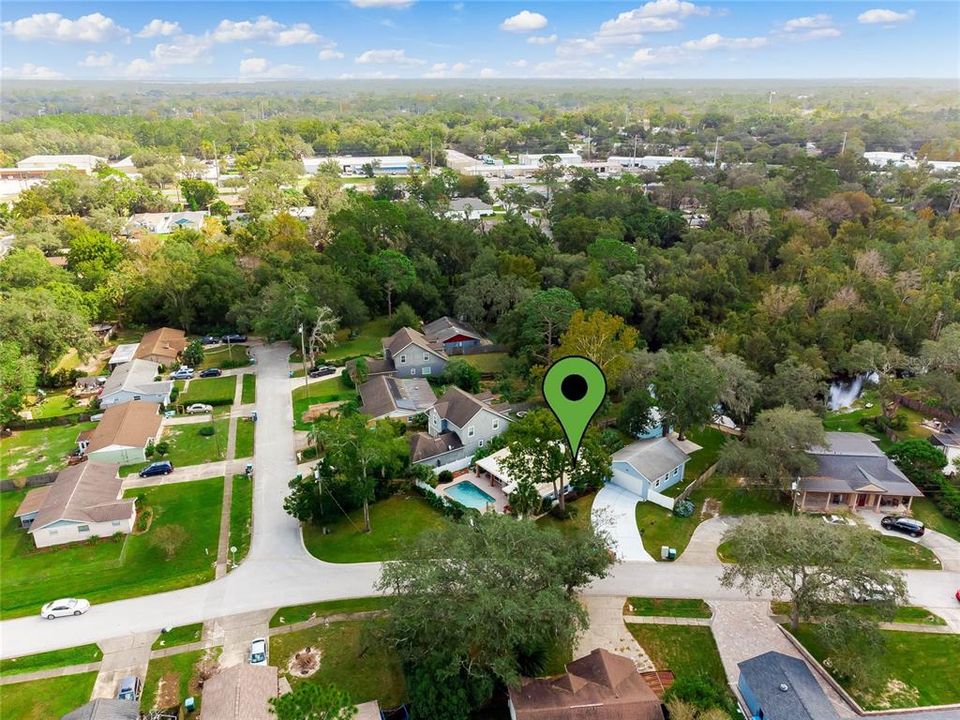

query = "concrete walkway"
[576,596,654,672]
[677,516,740,564]
[214,375,246,579]
[592,484,654,562]
[120,457,252,489]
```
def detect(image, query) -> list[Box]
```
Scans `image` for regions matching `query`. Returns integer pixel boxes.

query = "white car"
[250,637,267,665]
[41,598,90,619]
[185,403,213,415]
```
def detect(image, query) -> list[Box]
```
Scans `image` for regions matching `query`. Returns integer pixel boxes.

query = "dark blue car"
[199,368,222,378]
[139,461,174,478]
[221,333,247,343]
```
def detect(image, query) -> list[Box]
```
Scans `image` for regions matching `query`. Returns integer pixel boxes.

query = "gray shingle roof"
[800,432,922,497]
[101,359,170,398]
[60,698,139,720]
[737,651,838,720]
[30,462,132,531]
[422,316,484,344]
[410,431,462,462]
[612,437,689,480]
[382,326,447,361]
[432,386,508,429]
[358,375,436,419]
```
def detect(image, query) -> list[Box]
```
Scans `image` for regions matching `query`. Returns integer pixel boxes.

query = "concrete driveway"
[90,632,157,700]
[858,509,959,571]
[592,484,653,562]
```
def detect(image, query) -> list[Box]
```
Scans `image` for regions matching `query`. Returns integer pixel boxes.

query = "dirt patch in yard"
[863,679,920,710]
[701,498,720,519]
[302,403,342,423]
[155,673,181,710]
[286,646,321,678]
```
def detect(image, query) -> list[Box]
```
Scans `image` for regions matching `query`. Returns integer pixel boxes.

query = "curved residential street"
[2,343,960,659]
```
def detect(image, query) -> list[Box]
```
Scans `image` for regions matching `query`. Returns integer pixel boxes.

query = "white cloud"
[500,10,548,33]
[2,63,65,79]
[151,34,212,65]
[556,38,605,57]
[124,59,158,77]
[509,59,529,68]
[629,0,710,18]
[2,12,128,43]
[79,51,114,67]
[239,57,304,78]
[136,19,181,38]
[355,48,425,65]
[318,48,345,60]
[350,0,415,7]
[780,14,841,41]
[623,45,685,65]
[857,8,915,24]
[423,61,469,78]
[527,34,557,45]
[212,16,323,45]
[682,33,768,50]
[479,67,498,78]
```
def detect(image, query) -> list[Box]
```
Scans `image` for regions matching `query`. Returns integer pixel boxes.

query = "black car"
[199,368,222,378]
[308,365,336,378]
[139,461,174,478]
[199,335,219,345]
[221,333,247,344]
[881,515,925,537]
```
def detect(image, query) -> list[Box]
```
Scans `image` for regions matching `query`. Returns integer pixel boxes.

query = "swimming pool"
[445,480,496,510]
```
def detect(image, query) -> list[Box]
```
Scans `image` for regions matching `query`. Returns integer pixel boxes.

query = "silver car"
[41,598,90,619]
[250,637,267,665]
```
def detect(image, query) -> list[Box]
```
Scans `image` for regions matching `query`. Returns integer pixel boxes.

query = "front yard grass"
[152,622,204,650]
[790,625,960,710]
[536,493,595,538]
[770,601,945,626]
[301,494,446,563]
[718,533,940,569]
[0,477,223,618]
[235,418,255,458]
[141,648,206,713]
[270,618,406,708]
[0,644,102,676]
[910,497,960,543]
[178,375,237,406]
[292,376,358,430]
[229,474,253,565]
[198,344,250,370]
[241,373,256,404]
[1,421,95,479]
[270,596,395,628]
[627,625,728,689]
[624,598,712,618]
[119,418,229,476]
[0,671,97,719]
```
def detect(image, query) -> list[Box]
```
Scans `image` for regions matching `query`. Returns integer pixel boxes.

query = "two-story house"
[382,327,448,377]
[421,316,487,353]
[610,437,690,501]
[410,387,511,467]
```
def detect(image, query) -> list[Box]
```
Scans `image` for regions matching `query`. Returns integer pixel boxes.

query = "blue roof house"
[737,652,838,720]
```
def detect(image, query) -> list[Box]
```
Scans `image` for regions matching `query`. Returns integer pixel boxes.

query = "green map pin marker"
[543,356,607,461]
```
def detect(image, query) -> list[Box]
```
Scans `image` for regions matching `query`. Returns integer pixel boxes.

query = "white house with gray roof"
[382,327,448,377]
[98,359,171,408]
[410,387,511,467]
[610,436,689,501]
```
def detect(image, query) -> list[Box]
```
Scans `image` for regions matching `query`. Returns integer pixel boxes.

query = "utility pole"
[714,136,722,166]
[299,323,311,400]
[840,131,848,156]
[632,134,639,169]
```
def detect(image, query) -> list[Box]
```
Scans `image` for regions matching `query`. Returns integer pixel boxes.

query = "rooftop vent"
[779,683,790,692]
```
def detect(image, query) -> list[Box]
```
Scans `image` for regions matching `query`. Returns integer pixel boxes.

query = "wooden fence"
[675,463,718,504]
[894,394,958,423]
[7,413,94,431]
[0,473,58,493]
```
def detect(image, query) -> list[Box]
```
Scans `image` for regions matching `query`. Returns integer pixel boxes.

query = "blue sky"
[1,1,957,80]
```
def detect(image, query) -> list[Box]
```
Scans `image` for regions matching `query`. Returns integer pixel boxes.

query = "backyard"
[292,375,358,430]
[20,389,91,420]
[790,625,960,710]
[1,421,95,479]
[0,671,98,719]
[321,316,392,362]
[460,352,509,375]
[229,474,253,565]
[119,417,229,476]
[301,494,446,563]
[0,477,223,618]
[178,375,237,407]
[536,493,595,538]
[269,618,406,708]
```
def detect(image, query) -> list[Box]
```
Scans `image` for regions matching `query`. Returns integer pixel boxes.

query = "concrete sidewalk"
[121,458,252,489]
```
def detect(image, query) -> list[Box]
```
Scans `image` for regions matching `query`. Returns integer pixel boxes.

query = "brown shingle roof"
[135,327,186,362]
[382,326,447,360]
[201,664,281,720]
[510,649,665,720]
[14,486,50,518]
[433,386,508,429]
[86,401,161,453]
[30,462,132,531]
[359,376,437,419]
[410,430,462,462]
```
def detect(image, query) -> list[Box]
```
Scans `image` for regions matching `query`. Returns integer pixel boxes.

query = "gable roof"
[422,316,484,344]
[358,375,437,419]
[135,327,186,361]
[101,359,170,398]
[800,432,922,497]
[201,663,281,720]
[86,400,162,453]
[738,651,839,720]
[510,649,664,720]
[410,430,463,462]
[382,326,447,361]
[613,437,689,480]
[60,698,139,720]
[432,386,510,428]
[30,462,132,531]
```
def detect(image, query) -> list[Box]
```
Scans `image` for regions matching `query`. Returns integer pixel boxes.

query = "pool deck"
[438,471,509,513]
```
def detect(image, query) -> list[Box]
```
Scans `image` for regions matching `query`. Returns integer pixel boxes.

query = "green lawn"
[536,494,595,538]
[270,596,395,628]
[0,477,223,618]
[911,497,960,542]
[141,649,206,713]
[152,622,203,650]
[822,390,931,452]
[229,474,253,565]
[235,418,255,458]
[0,671,97,719]
[770,601,945,626]
[199,344,250,370]
[270,618,406,707]
[627,625,728,688]
[460,352,509,375]
[241,373,256,404]
[302,494,446,563]
[292,375,358,430]
[624,598,712,618]
[1,421,95,479]
[718,533,940,570]
[119,418,228,476]
[0,644,103,676]
[322,317,393,362]
[791,625,960,710]
[178,375,237,406]
[23,389,89,420]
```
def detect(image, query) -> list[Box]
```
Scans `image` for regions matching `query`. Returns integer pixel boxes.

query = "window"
[133,395,141,400]
[399,354,406,364]
[410,368,416,375]
[422,367,431,376]
[492,419,500,430]
[467,425,475,438]
[478,439,484,447]
[78,525,90,533]
[423,353,430,362]
[831,493,846,505]
[112,520,122,527]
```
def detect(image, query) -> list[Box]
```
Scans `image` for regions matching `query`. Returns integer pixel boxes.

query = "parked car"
[139,461,174,478]
[199,368,222,378]
[117,675,142,702]
[170,368,194,380]
[308,365,336,378]
[956,588,960,603]
[41,598,90,619]
[250,638,267,666]
[199,335,219,345]
[880,516,925,538]
[185,403,213,415]
[221,333,247,344]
